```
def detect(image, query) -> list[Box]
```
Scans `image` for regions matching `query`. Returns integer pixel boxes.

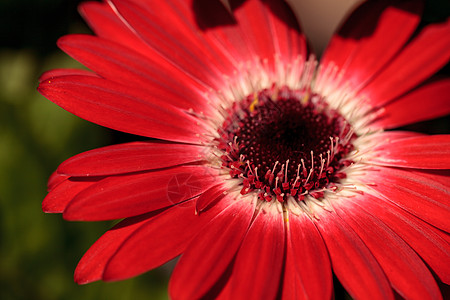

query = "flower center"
[217,86,355,202]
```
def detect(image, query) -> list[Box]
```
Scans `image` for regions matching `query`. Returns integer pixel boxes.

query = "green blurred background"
[0,0,170,299]
[0,0,448,300]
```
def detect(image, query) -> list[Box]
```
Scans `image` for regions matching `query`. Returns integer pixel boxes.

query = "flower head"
[38,0,450,299]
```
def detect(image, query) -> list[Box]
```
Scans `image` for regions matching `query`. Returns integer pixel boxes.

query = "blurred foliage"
[0,0,448,300]
[0,0,169,299]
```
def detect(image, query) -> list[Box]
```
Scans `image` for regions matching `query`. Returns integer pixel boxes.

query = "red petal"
[74,211,159,284]
[63,166,217,221]
[409,168,450,189]
[361,19,450,107]
[192,0,307,74]
[320,0,422,89]
[437,230,450,246]
[58,142,204,176]
[313,209,393,300]
[160,0,244,72]
[108,0,228,89]
[39,68,97,83]
[195,184,227,214]
[369,135,450,169]
[258,0,307,64]
[169,200,254,300]
[282,212,332,300]
[82,0,246,87]
[47,171,68,191]
[43,176,104,213]
[346,192,450,284]
[102,197,232,281]
[363,166,450,232]
[334,201,441,300]
[230,0,306,68]
[188,0,254,65]
[79,1,217,106]
[79,1,152,57]
[57,34,209,113]
[372,79,450,129]
[367,130,424,146]
[37,75,204,143]
[227,207,285,299]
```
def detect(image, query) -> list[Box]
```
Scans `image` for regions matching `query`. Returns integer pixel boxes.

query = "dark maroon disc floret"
[218,85,355,202]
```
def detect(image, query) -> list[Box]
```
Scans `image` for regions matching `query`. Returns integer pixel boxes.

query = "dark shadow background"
[0,1,448,300]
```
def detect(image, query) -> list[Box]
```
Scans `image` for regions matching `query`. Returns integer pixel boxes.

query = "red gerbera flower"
[38,0,450,299]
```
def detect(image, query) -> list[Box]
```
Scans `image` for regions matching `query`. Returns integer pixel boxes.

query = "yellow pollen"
[301,91,310,104]
[249,93,259,112]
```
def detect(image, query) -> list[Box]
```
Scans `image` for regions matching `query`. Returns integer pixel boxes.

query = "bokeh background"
[0,0,448,299]
[1,0,171,299]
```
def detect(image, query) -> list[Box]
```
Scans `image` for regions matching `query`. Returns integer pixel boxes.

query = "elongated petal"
[192,0,306,77]
[372,79,450,129]
[229,0,306,69]
[228,206,285,300]
[47,171,68,191]
[57,34,208,112]
[365,130,424,143]
[160,0,244,72]
[83,0,242,83]
[334,201,441,300]
[37,75,205,143]
[169,199,254,300]
[58,142,205,176]
[361,19,450,107]
[195,184,228,214]
[320,0,422,89]
[437,230,450,246]
[189,0,254,66]
[149,0,240,75]
[409,168,450,188]
[74,211,159,284]
[79,1,219,106]
[313,209,393,300]
[102,197,231,281]
[363,166,450,232]
[282,264,303,300]
[63,166,217,221]
[282,211,332,300]
[256,0,307,64]
[79,1,153,57]
[356,131,424,153]
[368,135,450,169]
[39,68,97,83]
[109,0,226,89]
[345,192,450,284]
[43,176,104,213]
